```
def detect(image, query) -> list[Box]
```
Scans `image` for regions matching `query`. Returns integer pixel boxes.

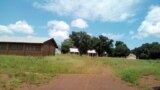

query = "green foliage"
[9,78,22,87]
[121,70,139,85]
[69,31,92,55]
[69,31,114,56]
[114,41,130,57]
[132,42,160,59]
[0,55,160,89]
[1,78,22,90]
[0,55,104,89]
[62,31,159,60]
[101,57,160,85]
[139,53,148,59]
[93,35,113,56]
[61,39,74,54]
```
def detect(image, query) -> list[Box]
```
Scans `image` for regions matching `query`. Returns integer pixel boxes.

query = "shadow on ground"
[153,86,160,90]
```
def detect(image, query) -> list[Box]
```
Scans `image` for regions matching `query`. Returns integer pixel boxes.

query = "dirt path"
[139,75,160,90]
[17,68,139,90]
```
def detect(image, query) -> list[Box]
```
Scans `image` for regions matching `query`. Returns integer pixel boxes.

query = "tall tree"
[114,41,130,57]
[132,42,160,59]
[69,31,91,55]
[61,39,74,54]
[92,35,113,56]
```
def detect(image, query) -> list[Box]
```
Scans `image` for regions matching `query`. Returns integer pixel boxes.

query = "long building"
[0,37,58,56]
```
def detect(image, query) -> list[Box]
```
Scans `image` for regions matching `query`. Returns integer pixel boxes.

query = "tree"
[61,39,74,54]
[139,53,148,59]
[132,42,160,59]
[91,35,113,56]
[114,41,130,57]
[69,31,91,55]
[149,42,160,59]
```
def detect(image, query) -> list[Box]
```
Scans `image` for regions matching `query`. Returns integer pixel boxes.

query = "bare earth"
[1,68,159,90]
[140,75,160,90]
[17,68,139,90]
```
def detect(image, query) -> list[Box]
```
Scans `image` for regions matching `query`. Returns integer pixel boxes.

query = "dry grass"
[0,54,160,90]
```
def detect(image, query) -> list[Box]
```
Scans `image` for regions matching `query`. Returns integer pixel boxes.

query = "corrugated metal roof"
[87,50,97,54]
[69,48,79,53]
[0,36,51,43]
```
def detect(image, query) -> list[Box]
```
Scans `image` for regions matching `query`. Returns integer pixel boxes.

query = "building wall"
[24,43,42,56]
[0,43,8,54]
[0,41,56,56]
[41,40,55,56]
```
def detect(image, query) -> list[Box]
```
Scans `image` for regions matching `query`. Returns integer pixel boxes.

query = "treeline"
[61,31,160,60]
[61,31,130,57]
[132,42,160,59]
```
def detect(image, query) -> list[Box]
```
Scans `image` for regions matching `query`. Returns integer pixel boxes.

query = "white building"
[126,54,137,60]
[87,50,97,56]
[69,48,79,54]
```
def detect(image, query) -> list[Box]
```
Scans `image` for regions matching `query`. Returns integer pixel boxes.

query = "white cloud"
[48,20,70,40]
[133,6,160,39]
[0,25,13,34]
[0,20,33,34]
[127,18,138,23]
[87,33,93,36]
[102,33,124,40]
[34,0,140,22]
[71,18,88,29]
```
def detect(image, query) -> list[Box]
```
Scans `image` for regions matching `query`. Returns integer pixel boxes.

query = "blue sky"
[0,0,160,49]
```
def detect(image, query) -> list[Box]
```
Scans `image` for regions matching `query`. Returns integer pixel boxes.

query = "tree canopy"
[132,42,160,59]
[61,31,159,60]
[61,31,113,56]
[69,31,91,55]
[61,39,74,54]
[114,41,130,57]
[92,35,113,56]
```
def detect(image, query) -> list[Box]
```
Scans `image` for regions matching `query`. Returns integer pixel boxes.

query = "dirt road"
[18,68,139,90]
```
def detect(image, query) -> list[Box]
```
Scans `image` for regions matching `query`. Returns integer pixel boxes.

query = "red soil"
[17,73,138,90]
[140,75,160,90]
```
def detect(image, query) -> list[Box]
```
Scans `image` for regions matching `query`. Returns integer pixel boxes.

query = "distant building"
[126,54,137,60]
[69,48,79,54]
[87,50,97,56]
[103,51,108,56]
[0,37,58,56]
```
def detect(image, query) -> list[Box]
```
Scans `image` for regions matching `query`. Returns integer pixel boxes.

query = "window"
[0,43,7,50]
[25,44,41,51]
[9,43,23,50]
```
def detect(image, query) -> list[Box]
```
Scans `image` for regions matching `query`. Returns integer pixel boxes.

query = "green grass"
[100,57,160,85]
[0,55,160,90]
[0,55,103,89]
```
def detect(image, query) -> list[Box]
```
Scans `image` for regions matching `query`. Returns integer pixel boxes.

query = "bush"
[139,53,149,59]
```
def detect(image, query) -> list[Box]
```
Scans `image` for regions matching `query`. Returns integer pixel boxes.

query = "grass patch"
[100,57,160,85]
[0,55,103,89]
[0,55,160,89]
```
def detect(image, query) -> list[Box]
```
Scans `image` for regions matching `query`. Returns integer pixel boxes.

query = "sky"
[0,0,160,49]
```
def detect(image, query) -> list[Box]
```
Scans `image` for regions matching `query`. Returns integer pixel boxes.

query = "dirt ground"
[139,75,160,90]
[2,68,160,90]
[16,68,139,90]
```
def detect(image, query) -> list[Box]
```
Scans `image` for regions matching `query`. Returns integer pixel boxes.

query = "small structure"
[0,37,58,56]
[87,50,97,56]
[69,48,79,54]
[103,51,108,56]
[126,54,137,60]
